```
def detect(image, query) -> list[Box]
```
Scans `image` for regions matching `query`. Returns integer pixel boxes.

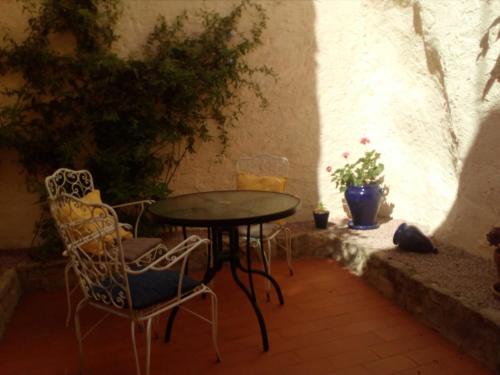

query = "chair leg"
[209,291,221,362]
[284,227,294,276]
[152,316,160,339]
[131,321,142,375]
[254,237,272,301]
[208,278,216,292]
[74,299,86,375]
[252,238,263,264]
[264,239,272,301]
[145,318,152,375]
[64,263,72,327]
[208,239,216,291]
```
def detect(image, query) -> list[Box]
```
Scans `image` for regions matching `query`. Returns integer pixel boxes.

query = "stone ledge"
[0,258,69,341]
[363,253,500,373]
[16,259,68,292]
[290,219,500,373]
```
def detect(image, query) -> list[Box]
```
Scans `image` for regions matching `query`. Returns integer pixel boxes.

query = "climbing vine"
[0,0,274,258]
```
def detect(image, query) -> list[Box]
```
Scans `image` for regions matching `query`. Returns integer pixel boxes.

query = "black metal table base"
[164,225,284,352]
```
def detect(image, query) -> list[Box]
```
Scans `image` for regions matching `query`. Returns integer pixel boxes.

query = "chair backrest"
[236,154,289,193]
[45,168,95,199]
[48,193,132,311]
[236,154,289,179]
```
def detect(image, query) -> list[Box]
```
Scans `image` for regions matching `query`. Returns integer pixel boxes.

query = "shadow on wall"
[170,0,321,222]
[434,107,500,254]
[271,0,320,218]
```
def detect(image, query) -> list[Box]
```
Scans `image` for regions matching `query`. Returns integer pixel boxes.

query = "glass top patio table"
[148,190,301,227]
[148,190,301,352]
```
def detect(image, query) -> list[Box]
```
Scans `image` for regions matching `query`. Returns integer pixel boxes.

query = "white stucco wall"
[1,0,499,257]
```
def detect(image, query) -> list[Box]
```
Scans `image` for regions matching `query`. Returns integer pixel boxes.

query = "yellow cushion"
[80,189,101,204]
[236,173,287,225]
[59,190,133,255]
[236,173,287,192]
[81,189,133,241]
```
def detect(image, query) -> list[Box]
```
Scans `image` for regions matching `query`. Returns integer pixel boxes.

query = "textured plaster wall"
[0,0,499,258]
[0,1,38,249]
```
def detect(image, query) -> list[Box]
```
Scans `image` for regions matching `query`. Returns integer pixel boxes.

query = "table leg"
[207,227,212,271]
[259,223,271,301]
[228,227,269,352]
[165,226,206,342]
[182,226,190,276]
[239,224,284,305]
[164,306,179,343]
[182,225,278,352]
[246,225,257,301]
[235,261,284,305]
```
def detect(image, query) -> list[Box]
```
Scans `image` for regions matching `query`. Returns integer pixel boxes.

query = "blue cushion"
[128,270,200,309]
[92,270,201,310]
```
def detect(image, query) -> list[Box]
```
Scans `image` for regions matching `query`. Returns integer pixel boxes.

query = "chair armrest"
[126,235,210,274]
[112,200,155,238]
[119,223,133,231]
[126,235,211,300]
[112,200,154,209]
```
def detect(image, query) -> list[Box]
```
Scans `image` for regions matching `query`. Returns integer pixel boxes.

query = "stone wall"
[1,0,500,257]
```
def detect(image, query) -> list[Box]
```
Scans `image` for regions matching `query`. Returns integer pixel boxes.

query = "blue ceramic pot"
[345,184,382,230]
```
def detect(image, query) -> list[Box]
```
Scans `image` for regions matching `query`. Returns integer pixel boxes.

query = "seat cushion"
[122,237,162,261]
[236,173,286,192]
[94,270,201,310]
[57,189,133,255]
[239,223,281,239]
[236,173,287,225]
[128,270,201,309]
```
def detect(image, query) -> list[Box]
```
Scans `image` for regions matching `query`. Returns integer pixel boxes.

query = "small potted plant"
[327,137,386,230]
[313,202,329,229]
[486,226,500,299]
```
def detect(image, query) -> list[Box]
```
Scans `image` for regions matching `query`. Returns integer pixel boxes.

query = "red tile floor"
[0,259,493,375]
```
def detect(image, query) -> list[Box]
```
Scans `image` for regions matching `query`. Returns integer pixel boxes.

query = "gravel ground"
[381,241,500,310]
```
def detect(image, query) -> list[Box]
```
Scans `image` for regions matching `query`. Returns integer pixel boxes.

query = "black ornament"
[393,223,438,254]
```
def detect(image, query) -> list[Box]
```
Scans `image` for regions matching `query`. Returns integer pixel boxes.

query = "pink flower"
[360,137,370,145]
[342,151,350,159]
[326,166,332,173]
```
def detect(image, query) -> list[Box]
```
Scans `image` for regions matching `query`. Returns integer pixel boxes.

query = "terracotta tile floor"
[0,259,493,375]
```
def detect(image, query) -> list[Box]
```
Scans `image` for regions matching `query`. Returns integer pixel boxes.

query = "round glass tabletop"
[148,190,301,226]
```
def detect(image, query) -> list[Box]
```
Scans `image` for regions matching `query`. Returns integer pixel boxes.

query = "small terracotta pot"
[494,247,500,279]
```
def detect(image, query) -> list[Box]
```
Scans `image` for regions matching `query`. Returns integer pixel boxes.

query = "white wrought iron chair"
[48,193,220,375]
[45,168,154,327]
[236,154,293,298]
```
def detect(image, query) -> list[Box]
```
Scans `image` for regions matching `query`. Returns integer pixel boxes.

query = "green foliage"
[314,201,328,212]
[329,150,385,193]
[478,16,500,99]
[0,0,274,258]
[487,227,500,248]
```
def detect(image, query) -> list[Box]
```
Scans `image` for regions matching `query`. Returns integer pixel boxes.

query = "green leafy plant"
[487,227,500,248]
[327,137,385,192]
[313,201,328,213]
[0,0,274,258]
